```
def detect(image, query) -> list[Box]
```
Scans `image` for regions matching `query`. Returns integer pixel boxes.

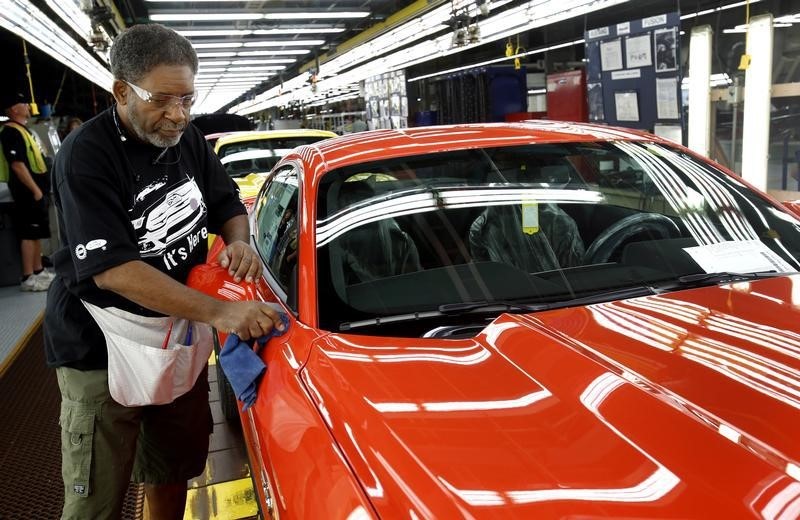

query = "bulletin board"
[584,12,683,141]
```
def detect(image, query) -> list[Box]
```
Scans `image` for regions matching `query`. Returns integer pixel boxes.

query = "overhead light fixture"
[45,0,91,40]
[151,13,263,22]
[199,66,290,73]
[193,42,243,49]
[44,0,113,57]
[178,29,254,37]
[238,49,310,56]
[242,40,325,47]
[178,28,345,37]
[254,28,344,34]
[233,0,625,115]
[197,52,237,58]
[0,0,112,90]
[155,12,367,22]
[262,12,369,20]
[680,0,763,20]
[229,59,296,65]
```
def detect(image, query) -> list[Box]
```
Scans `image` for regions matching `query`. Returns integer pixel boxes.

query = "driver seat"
[337,180,422,284]
[468,203,585,272]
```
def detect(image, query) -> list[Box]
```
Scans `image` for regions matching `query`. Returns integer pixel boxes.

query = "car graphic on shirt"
[130,177,206,257]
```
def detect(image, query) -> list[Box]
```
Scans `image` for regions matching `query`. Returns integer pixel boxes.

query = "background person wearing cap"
[0,90,53,291]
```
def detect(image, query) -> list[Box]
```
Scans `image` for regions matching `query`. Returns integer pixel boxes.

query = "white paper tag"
[683,240,795,274]
[521,202,539,235]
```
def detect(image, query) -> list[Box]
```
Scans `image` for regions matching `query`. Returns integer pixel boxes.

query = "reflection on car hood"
[303,276,800,518]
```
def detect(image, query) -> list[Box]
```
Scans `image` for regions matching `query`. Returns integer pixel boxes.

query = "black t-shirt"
[1,123,50,200]
[44,107,246,369]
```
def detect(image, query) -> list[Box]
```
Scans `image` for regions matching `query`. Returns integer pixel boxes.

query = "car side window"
[254,166,299,301]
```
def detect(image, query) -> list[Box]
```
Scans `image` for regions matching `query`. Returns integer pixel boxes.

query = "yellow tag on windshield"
[521,202,539,235]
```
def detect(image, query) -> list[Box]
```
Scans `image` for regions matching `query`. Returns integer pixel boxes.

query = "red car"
[190,121,800,519]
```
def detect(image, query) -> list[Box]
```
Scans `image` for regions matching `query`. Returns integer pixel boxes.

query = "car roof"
[295,121,658,181]
[215,129,338,147]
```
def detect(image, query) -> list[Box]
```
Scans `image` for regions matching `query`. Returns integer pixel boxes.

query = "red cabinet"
[546,70,588,122]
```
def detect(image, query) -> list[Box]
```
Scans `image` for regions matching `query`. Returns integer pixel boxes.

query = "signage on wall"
[585,11,684,143]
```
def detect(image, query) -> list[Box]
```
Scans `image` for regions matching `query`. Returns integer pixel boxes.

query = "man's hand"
[217,240,262,283]
[212,300,285,341]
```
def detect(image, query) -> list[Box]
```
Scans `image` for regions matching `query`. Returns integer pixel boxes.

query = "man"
[0,90,53,291]
[44,24,283,519]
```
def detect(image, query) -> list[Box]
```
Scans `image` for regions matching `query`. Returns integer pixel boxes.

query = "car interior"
[268,141,800,338]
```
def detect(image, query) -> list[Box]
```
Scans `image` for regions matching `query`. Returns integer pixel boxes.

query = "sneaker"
[35,269,55,281]
[20,274,51,292]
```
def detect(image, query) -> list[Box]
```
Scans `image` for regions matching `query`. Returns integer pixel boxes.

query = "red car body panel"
[188,122,800,518]
[189,264,379,518]
[302,278,800,518]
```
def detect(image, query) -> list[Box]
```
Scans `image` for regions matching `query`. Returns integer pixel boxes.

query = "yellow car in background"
[215,129,337,196]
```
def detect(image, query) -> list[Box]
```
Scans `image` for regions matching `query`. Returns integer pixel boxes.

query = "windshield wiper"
[675,271,789,286]
[439,286,658,315]
[438,300,546,314]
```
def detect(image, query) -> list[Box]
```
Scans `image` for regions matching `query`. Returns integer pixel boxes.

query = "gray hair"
[110,24,198,82]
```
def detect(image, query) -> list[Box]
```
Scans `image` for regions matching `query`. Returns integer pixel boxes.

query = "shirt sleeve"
[196,129,247,233]
[1,126,27,164]
[55,136,141,282]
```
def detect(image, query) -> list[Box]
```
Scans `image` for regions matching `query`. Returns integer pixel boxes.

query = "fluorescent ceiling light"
[238,49,310,56]
[45,0,91,40]
[199,50,307,58]
[0,0,112,90]
[197,52,237,58]
[197,73,277,80]
[408,39,584,82]
[263,12,368,20]
[157,12,366,22]
[192,40,326,49]
[229,59,295,65]
[235,0,619,115]
[200,59,296,66]
[680,0,762,20]
[193,42,243,49]
[230,59,296,65]
[178,28,345,37]
[254,28,344,34]
[151,13,263,22]
[195,78,264,88]
[200,66,290,73]
[178,29,254,37]
[242,40,325,47]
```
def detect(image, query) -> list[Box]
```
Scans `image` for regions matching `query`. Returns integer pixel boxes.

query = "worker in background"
[0,90,54,291]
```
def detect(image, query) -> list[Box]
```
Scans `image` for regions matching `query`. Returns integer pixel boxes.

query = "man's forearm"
[219,214,250,245]
[11,162,41,198]
[94,260,223,324]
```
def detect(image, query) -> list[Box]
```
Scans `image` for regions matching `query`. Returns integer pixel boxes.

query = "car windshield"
[221,149,290,178]
[315,141,800,337]
[218,136,329,160]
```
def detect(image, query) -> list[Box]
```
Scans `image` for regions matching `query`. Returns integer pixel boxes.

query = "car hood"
[303,276,800,518]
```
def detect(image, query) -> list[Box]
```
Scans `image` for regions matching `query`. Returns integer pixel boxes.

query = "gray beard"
[126,101,183,148]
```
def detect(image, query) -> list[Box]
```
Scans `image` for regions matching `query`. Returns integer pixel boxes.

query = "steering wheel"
[584,213,681,264]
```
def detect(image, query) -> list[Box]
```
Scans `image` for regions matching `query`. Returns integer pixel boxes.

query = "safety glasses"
[125,80,197,110]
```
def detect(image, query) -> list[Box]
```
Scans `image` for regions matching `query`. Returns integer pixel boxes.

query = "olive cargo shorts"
[56,365,213,520]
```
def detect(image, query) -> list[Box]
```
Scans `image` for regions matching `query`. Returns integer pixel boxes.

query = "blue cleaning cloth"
[219,313,289,411]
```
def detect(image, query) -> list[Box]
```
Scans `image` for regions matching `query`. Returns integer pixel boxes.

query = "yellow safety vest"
[0,121,47,182]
